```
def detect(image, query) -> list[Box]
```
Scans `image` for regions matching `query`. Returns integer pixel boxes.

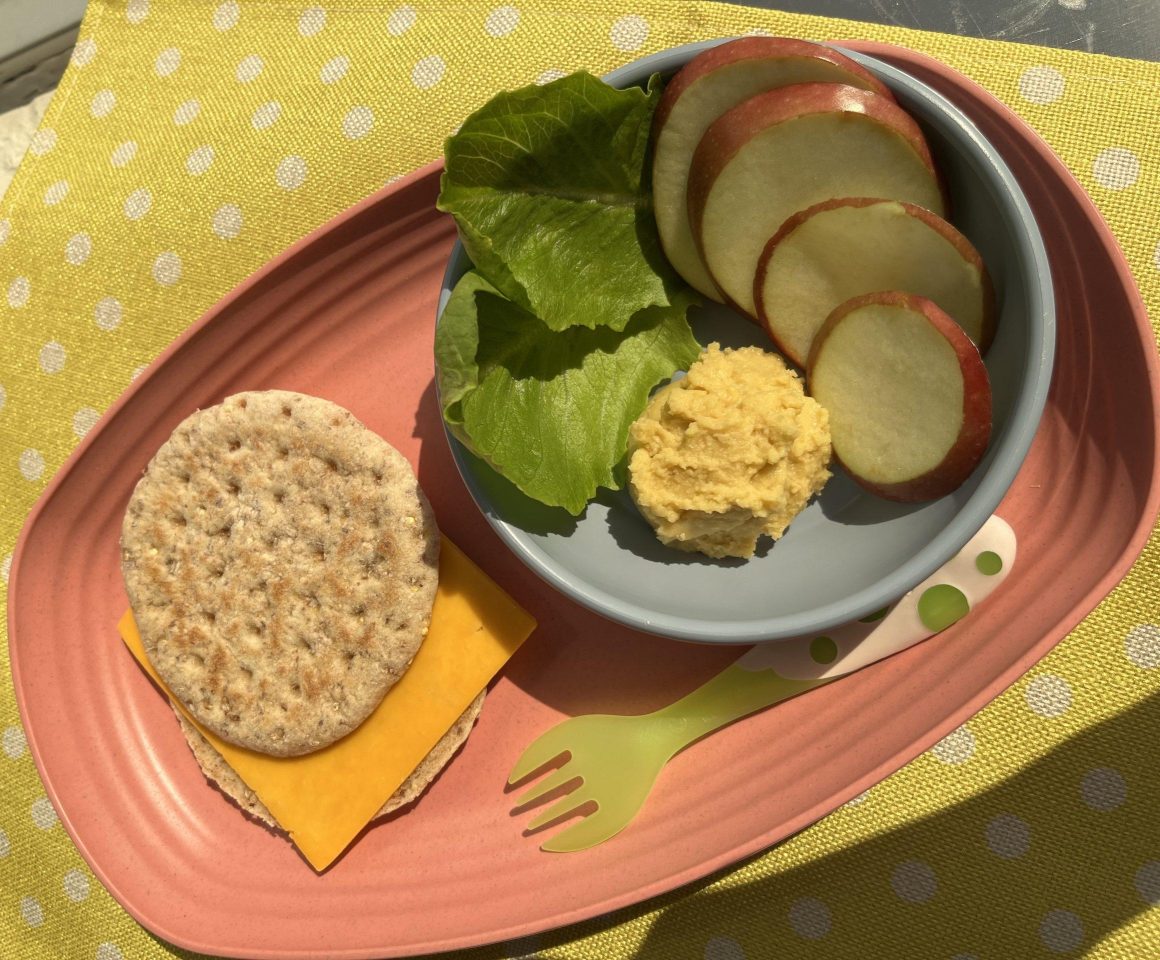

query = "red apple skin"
[687,84,948,316]
[807,290,992,502]
[754,197,997,358]
[651,37,894,136]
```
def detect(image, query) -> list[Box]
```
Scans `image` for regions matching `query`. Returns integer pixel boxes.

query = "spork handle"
[647,663,825,752]
[650,515,1015,757]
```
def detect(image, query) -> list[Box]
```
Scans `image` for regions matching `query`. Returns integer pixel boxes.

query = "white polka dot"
[1093,147,1140,190]
[788,897,831,939]
[73,407,99,439]
[610,14,649,52]
[1025,674,1071,717]
[124,188,152,220]
[3,726,27,758]
[154,47,181,76]
[65,233,92,265]
[485,5,520,36]
[320,55,350,84]
[0,554,10,582]
[39,341,66,374]
[126,0,149,23]
[63,869,90,902]
[931,724,975,764]
[130,364,148,382]
[31,797,58,829]
[213,1,239,30]
[1135,861,1160,904]
[985,813,1029,859]
[387,4,417,35]
[1039,909,1083,953]
[1057,0,1086,8]
[1018,66,1065,105]
[1154,240,1160,272]
[1125,624,1160,668]
[90,89,116,118]
[0,828,9,856]
[536,68,566,85]
[21,896,44,926]
[174,99,200,125]
[152,252,182,286]
[843,789,870,808]
[71,38,97,67]
[704,935,745,960]
[212,204,243,239]
[95,297,123,330]
[0,383,5,411]
[186,144,215,175]
[44,180,69,205]
[252,101,282,130]
[342,105,373,139]
[411,55,445,90]
[0,219,9,244]
[8,276,31,307]
[36,338,64,373]
[111,141,138,167]
[96,945,124,960]
[299,6,326,36]
[891,860,937,903]
[236,54,264,83]
[18,449,44,481]
[1080,767,1126,811]
[28,128,57,156]
[276,156,307,190]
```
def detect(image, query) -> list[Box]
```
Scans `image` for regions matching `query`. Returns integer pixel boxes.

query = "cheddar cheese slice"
[120,539,535,871]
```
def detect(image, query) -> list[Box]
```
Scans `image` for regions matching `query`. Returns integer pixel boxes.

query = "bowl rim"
[436,40,1055,643]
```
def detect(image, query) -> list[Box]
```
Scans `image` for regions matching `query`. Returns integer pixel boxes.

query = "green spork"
[507,515,1015,852]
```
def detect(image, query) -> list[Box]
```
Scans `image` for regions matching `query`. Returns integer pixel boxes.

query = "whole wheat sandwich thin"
[119,390,535,869]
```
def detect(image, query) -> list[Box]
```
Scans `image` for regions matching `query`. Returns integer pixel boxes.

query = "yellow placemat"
[1,2,1157,958]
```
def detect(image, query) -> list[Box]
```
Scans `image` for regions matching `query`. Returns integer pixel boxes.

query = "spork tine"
[508,515,1015,852]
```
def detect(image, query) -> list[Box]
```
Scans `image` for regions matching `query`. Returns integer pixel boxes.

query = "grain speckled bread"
[121,390,440,757]
[173,692,486,826]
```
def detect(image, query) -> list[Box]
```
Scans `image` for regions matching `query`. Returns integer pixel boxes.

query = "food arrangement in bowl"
[434,36,1053,641]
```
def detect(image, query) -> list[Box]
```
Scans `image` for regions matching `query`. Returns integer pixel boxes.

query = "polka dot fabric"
[1,2,1158,959]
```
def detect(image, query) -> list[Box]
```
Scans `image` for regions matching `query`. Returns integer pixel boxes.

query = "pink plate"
[9,41,1160,959]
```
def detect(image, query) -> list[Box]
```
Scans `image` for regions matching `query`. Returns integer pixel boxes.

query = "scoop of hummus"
[627,343,831,559]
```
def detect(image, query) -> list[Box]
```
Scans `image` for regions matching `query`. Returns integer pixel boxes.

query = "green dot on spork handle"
[917,584,971,632]
[809,636,838,664]
[976,550,1003,575]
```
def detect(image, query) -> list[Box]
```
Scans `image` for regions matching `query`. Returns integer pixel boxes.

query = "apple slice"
[651,37,892,302]
[756,198,995,367]
[807,291,991,502]
[688,83,945,319]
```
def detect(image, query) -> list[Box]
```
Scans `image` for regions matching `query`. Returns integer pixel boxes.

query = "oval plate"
[8,41,1159,959]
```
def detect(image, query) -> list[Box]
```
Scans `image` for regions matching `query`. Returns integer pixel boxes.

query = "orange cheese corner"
[119,539,535,871]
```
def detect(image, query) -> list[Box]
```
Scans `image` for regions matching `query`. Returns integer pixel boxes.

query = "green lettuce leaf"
[435,270,701,514]
[437,71,683,332]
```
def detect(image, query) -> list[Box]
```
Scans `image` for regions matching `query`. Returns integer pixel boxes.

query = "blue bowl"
[436,40,1054,643]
